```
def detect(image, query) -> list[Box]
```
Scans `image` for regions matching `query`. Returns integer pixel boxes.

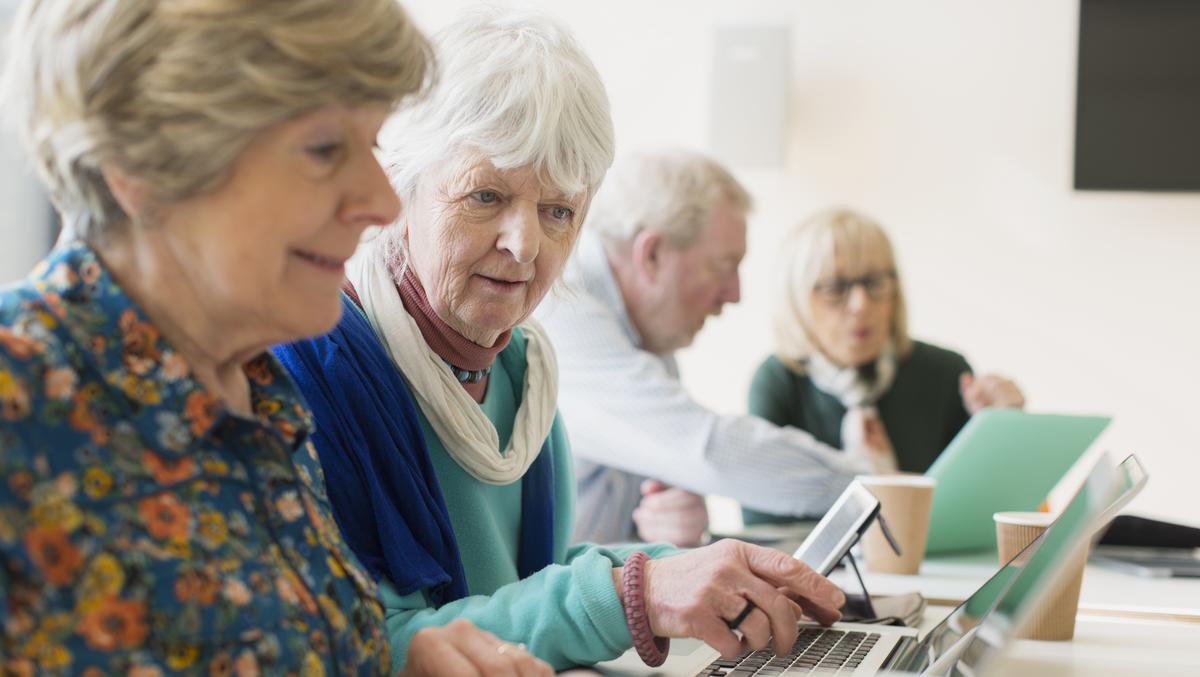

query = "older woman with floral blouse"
[0,1,551,675]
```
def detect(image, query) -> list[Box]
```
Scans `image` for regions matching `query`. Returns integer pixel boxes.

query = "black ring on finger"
[725,600,757,630]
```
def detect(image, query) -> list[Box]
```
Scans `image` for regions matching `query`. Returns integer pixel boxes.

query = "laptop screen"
[895,455,1144,673]
[889,529,1037,672]
[951,455,1146,675]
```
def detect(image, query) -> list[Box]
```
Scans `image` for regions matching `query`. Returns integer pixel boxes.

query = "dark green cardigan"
[744,340,971,524]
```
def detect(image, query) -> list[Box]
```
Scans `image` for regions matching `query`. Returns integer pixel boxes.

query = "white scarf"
[806,342,897,454]
[346,244,558,485]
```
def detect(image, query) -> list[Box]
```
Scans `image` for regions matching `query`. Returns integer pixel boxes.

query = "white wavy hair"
[587,148,753,250]
[378,5,614,258]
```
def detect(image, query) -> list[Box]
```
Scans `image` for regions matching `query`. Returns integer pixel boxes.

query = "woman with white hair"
[275,8,846,672]
[745,207,1025,524]
[0,0,556,674]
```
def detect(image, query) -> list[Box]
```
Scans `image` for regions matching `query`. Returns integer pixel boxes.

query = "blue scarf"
[274,294,555,605]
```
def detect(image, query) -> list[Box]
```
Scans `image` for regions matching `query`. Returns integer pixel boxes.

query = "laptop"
[595,454,1144,676]
[951,454,1148,675]
[924,410,1111,553]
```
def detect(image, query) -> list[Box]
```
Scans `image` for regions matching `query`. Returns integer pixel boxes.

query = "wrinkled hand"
[960,373,1025,415]
[402,619,553,677]
[633,480,709,547]
[628,540,846,660]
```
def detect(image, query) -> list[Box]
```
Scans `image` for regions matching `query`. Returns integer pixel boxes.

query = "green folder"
[924,410,1111,553]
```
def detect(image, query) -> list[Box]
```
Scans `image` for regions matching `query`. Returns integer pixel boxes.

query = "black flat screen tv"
[1075,0,1200,191]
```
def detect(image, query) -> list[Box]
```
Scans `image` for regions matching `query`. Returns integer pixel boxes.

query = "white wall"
[402,0,1200,525]
[0,17,52,284]
[0,136,47,284]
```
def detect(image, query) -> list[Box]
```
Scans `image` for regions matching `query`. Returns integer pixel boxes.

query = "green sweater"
[744,341,972,524]
[379,330,677,670]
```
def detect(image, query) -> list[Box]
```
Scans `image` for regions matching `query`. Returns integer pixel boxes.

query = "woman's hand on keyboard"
[401,619,553,677]
[629,539,846,660]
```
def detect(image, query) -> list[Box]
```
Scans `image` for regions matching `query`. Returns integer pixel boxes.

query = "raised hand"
[960,372,1025,415]
[843,406,898,474]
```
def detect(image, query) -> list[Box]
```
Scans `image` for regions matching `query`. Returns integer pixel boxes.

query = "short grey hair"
[587,148,753,250]
[4,0,430,242]
[380,6,614,208]
[772,207,912,368]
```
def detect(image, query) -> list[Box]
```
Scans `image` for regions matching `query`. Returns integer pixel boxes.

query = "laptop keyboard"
[694,628,881,675]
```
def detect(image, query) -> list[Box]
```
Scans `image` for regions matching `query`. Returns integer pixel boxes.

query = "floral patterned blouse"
[0,242,391,676]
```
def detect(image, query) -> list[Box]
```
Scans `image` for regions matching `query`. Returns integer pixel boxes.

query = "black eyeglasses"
[812,271,896,306]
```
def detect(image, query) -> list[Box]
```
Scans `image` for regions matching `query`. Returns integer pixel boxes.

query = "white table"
[834,551,1200,622]
[986,615,1200,676]
[833,553,1200,675]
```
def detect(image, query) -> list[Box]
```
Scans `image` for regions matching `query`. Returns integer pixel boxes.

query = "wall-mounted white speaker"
[708,25,791,169]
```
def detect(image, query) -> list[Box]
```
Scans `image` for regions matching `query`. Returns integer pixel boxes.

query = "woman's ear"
[99,162,151,220]
[630,229,664,282]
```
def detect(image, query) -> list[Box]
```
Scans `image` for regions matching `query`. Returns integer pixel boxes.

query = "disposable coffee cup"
[857,475,936,575]
[994,511,1087,641]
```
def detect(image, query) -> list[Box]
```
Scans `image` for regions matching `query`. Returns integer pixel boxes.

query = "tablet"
[793,480,880,575]
[924,410,1111,553]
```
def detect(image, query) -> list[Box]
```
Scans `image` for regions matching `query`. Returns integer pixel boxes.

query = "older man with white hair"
[536,149,898,547]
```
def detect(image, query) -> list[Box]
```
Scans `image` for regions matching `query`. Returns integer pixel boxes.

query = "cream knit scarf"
[346,244,557,485]
[806,342,897,453]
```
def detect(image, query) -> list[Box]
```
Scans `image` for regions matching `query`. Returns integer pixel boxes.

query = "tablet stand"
[837,513,902,620]
[838,533,878,619]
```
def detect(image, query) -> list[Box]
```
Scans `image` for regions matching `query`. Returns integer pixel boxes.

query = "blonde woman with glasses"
[745,208,1025,525]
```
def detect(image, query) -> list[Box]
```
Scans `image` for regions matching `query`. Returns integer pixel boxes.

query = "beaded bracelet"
[621,551,669,667]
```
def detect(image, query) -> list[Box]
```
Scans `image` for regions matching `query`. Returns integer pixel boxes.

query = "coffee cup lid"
[993,511,1055,527]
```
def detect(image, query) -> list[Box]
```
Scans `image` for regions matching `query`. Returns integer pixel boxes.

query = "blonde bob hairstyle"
[587,148,753,251]
[378,5,614,263]
[4,0,431,242]
[772,207,912,371]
